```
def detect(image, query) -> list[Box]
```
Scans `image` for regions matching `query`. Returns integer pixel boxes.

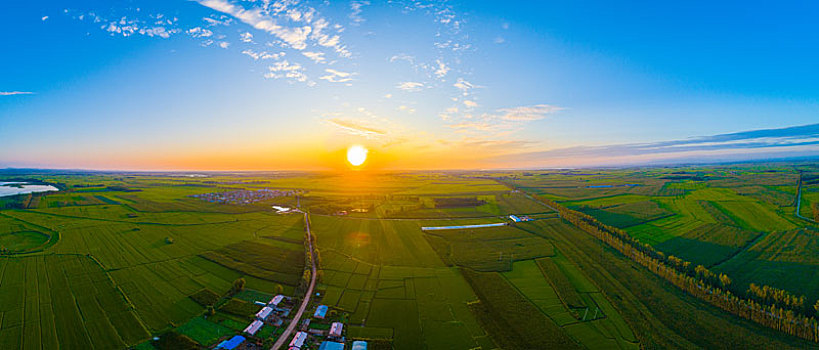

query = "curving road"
[271,211,317,350]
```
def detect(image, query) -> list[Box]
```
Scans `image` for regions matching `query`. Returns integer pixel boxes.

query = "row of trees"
[536,195,819,342]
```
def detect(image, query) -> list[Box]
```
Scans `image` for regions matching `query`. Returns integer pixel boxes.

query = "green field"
[0,166,816,348]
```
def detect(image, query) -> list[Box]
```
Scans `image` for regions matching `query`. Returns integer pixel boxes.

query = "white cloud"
[264,60,307,82]
[302,51,326,63]
[453,78,474,93]
[242,49,285,60]
[398,105,416,114]
[494,37,505,44]
[41,16,49,21]
[325,118,385,138]
[196,0,350,57]
[0,91,34,96]
[499,104,564,121]
[389,54,414,64]
[463,100,478,107]
[96,15,178,39]
[203,16,232,26]
[187,27,213,38]
[350,1,370,25]
[383,94,392,99]
[434,59,450,79]
[240,31,253,42]
[319,68,354,83]
[396,81,424,92]
[218,41,230,49]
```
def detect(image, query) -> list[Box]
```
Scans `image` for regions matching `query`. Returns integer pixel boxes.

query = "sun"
[347,145,368,166]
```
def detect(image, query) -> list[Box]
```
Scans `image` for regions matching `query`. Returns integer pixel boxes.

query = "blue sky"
[1,0,818,170]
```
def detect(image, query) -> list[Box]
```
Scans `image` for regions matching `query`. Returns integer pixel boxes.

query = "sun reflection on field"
[346,232,371,248]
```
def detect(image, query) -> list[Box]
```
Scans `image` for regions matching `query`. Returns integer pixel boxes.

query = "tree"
[206,305,215,316]
[814,299,819,314]
[719,273,732,289]
[230,278,246,296]
[274,284,284,294]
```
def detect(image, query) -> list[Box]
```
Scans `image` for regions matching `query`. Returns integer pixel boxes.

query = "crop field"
[0,166,817,349]
[0,255,149,349]
[507,164,819,320]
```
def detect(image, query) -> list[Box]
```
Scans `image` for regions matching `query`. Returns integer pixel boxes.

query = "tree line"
[535,195,819,342]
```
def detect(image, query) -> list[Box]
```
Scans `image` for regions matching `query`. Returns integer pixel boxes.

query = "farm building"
[509,214,521,222]
[351,340,368,350]
[314,305,329,319]
[318,341,345,350]
[243,320,264,335]
[216,335,246,350]
[421,222,507,231]
[256,306,273,320]
[300,318,311,331]
[288,331,308,350]
[329,322,344,337]
[270,294,284,306]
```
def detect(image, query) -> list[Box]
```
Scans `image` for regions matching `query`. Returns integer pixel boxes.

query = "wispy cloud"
[319,68,354,83]
[196,0,349,57]
[396,81,424,92]
[389,54,415,64]
[350,1,370,25]
[241,49,284,60]
[325,118,386,138]
[499,104,564,121]
[302,51,326,63]
[445,104,563,137]
[498,123,819,167]
[264,60,307,83]
[41,16,49,21]
[0,91,34,96]
[187,27,213,38]
[433,59,450,79]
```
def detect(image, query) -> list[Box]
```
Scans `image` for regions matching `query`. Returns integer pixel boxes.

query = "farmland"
[0,165,817,348]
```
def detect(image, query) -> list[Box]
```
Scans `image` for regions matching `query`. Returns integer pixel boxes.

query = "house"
[329,322,343,337]
[244,320,264,335]
[300,318,311,331]
[509,214,521,222]
[288,331,307,350]
[270,294,285,306]
[318,341,345,350]
[351,340,368,350]
[314,305,329,319]
[216,335,245,350]
[256,306,273,320]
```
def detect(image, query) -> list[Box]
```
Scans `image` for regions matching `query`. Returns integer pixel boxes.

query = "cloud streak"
[498,123,819,167]
[0,91,34,96]
[325,118,386,138]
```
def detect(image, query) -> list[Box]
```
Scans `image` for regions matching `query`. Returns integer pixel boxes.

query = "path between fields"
[308,211,555,221]
[271,211,317,350]
[794,172,816,223]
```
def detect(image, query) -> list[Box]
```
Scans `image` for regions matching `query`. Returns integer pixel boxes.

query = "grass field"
[0,166,816,349]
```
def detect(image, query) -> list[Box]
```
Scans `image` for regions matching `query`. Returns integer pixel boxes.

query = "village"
[213,293,368,350]
[191,189,298,205]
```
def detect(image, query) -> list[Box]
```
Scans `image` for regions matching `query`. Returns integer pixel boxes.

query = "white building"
[329,322,344,337]
[288,331,308,350]
[256,306,273,320]
[270,294,284,306]
[244,320,264,335]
